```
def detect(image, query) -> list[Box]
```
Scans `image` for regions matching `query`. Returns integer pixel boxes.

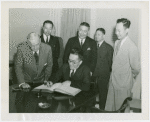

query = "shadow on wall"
[112,27,118,44]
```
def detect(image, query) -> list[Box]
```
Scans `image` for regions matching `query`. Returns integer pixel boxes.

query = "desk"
[10,84,97,113]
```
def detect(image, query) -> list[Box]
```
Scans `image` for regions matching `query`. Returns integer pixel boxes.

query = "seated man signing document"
[48,48,91,91]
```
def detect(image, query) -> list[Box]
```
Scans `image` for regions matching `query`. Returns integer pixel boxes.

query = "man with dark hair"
[15,32,53,88]
[105,18,140,111]
[93,28,113,110]
[41,20,60,80]
[48,48,91,91]
[63,22,97,74]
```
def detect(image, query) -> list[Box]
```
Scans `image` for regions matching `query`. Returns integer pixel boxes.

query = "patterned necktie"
[46,36,49,44]
[34,51,39,66]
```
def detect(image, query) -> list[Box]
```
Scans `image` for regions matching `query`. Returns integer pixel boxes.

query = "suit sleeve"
[129,44,140,78]
[63,38,71,63]
[15,46,25,84]
[70,67,91,91]
[90,41,97,72]
[107,46,114,72]
[51,65,63,84]
[54,37,60,59]
[45,47,53,80]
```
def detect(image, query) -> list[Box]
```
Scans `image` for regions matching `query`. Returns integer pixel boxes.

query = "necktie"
[46,36,49,44]
[97,44,100,48]
[116,40,121,54]
[80,39,83,48]
[34,51,39,66]
[70,70,74,78]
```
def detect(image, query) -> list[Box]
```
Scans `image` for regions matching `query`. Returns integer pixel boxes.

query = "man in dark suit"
[63,22,97,74]
[41,20,60,80]
[48,48,91,91]
[15,32,53,88]
[93,28,114,110]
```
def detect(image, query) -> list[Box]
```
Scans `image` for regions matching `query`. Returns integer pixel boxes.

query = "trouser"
[95,76,109,110]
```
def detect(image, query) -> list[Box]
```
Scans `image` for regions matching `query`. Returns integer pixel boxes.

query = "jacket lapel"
[112,37,130,71]
[74,37,81,49]
[40,35,45,43]
[49,35,53,45]
[26,41,37,72]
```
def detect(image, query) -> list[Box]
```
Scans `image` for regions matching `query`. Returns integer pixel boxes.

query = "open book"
[32,83,81,96]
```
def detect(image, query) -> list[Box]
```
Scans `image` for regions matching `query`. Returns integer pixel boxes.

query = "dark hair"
[43,20,54,27]
[70,48,84,61]
[117,18,131,29]
[96,28,106,35]
[80,22,90,29]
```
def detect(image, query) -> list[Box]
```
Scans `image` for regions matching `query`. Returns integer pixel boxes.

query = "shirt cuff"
[19,82,25,87]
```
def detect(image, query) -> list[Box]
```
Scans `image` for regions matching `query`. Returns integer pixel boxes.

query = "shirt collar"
[33,50,39,55]
[120,36,128,48]
[97,40,104,47]
[43,34,50,42]
[79,38,86,43]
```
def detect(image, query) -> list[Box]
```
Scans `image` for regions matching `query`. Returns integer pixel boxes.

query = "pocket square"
[87,48,91,50]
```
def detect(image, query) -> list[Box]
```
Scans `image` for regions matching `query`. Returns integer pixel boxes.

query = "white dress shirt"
[43,34,50,43]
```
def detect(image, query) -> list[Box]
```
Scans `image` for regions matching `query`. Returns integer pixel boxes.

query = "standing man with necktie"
[15,32,53,89]
[105,18,140,111]
[93,28,113,110]
[41,20,60,80]
[63,22,97,74]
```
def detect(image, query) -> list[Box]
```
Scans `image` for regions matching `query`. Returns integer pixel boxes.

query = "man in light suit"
[15,32,53,88]
[41,20,60,80]
[105,18,140,111]
[49,48,91,91]
[93,28,113,110]
[63,22,97,74]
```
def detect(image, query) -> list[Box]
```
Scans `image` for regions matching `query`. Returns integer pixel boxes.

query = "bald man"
[15,32,53,88]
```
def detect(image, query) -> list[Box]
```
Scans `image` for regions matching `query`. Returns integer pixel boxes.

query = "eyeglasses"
[68,59,80,65]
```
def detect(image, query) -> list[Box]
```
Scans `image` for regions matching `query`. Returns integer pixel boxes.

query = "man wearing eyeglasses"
[48,48,91,91]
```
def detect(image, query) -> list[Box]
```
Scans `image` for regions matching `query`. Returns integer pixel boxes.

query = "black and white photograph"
[1,1,149,121]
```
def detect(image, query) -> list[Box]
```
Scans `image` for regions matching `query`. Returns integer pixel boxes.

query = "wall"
[90,9,140,50]
[9,8,62,60]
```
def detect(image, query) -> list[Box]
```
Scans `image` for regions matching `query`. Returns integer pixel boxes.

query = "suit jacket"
[63,36,97,72]
[15,41,53,84]
[111,36,140,90]
[41,35,60,73]
[93,41,113,80]
[52,63,91,91]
